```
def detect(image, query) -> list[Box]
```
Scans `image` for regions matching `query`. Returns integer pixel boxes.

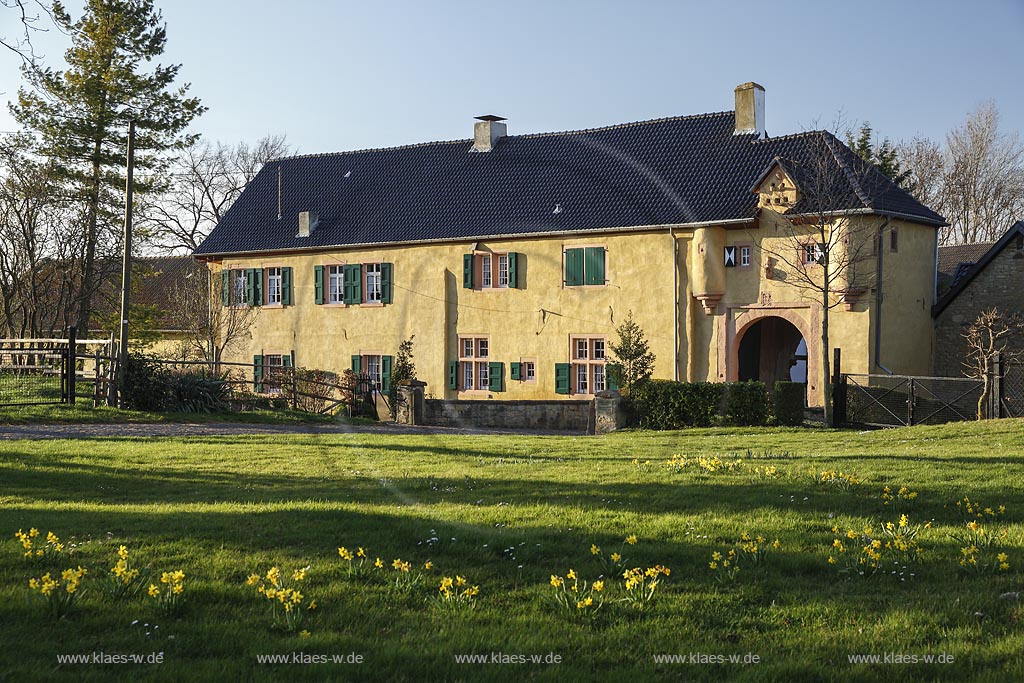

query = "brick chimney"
[472,115,507,153]
[734,82,765,138]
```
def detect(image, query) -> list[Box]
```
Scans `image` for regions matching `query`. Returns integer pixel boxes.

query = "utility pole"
[117,120,136,408]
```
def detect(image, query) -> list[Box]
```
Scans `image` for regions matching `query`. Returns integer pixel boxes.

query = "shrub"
[121,353,169,411]
[721,381,770,426]
[164,371,230,413]
[627,380,724,429]
[293,368,338,413]
[773,381,805,426]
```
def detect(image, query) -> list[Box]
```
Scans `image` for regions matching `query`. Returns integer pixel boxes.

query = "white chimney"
[471,115,507,153]
[297,211,318,238]
[734,82,765,138]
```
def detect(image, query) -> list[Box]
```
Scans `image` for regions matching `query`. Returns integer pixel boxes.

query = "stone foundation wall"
[422,399,594,432]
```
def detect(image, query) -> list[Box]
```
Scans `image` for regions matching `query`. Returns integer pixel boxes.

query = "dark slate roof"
[194,112,946,257]
[937,242,994,281]
[933,221,1024,316]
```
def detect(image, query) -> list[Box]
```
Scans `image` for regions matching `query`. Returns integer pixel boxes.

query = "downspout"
[670,227,679,381]
[874,218,893,375]
[685,237,696,382]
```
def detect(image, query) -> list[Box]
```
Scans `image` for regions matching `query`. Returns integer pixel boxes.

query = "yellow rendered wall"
[214,231,682,399]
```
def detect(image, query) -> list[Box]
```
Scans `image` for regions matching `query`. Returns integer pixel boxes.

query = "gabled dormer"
[751,158,798,213]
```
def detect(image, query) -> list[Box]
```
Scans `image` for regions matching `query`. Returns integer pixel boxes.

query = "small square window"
[462,339,474,358]
[575,339,588,360]
[477,339,488,358]
[740,246,751,267]
[525,361,536,381]
[592,339,605,360]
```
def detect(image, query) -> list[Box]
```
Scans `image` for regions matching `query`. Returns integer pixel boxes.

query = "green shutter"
[448,361,458,390]
[585,247,606,285]
[382,355,393,392]
[606,363,621,391]
[488,362,503,392]
[253,268,264,305]
[381,263,393,304]
[314,265,324,305]
[564,248,584,286]
[463,253,474,288]
[344,264,362,304]
[282,353,292,368]
[253,354,263,393]
[554,363,571,394]
[221,271,230,306]
[244,268,255,304]
[281,267,293,305]
[508,252,519,288]
[351,355,361,374]
[510,361,522,381]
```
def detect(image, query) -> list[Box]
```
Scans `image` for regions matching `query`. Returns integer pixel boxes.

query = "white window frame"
[576,363,588,394]
[233,271,247,306]
[477,361,490,390]
[481,256,492,288]
[497,254,509,288]
[803,242,823,265]
[740,246,751,267]
[263,354,284,394]
[328,265,344,304]
[266,267,282,305]
[458,336,490,391]
[364,354,382,389]
[365,263,382,303]
[570,335,608,395]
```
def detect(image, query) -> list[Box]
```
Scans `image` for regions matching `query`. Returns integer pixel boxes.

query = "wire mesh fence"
[844,374,985,427]
[1002,362,1024,418]
[0,343,66,406]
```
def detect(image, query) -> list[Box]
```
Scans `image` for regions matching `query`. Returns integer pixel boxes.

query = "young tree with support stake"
[962,308,1024,420]
[753,131,889,427]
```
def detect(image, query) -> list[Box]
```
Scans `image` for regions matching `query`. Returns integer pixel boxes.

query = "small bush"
[122,353,169,411]
[721,382,770,426]
[165,371,230,413]
[773,381,805,426]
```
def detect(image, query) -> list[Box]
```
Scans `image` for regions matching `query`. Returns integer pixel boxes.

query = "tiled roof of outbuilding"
[194,112,945,257]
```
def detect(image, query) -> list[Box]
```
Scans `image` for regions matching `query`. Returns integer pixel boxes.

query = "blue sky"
[2,0,1022,154]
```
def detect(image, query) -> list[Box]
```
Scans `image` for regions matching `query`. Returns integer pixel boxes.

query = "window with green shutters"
[563,247,606,286]
[280,267,293,305]
[318,262,393,305]
[464,252,522,289]
[314,265,325,304]
[223,268,261,306]
[510,362,521,381]
[488,362,503,392]
[343,264,362,304]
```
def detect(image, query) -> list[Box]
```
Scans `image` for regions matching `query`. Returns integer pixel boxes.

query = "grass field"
[1,420,1022,682]
[0,402,337,425]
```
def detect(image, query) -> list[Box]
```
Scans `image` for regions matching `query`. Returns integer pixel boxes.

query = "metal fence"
[0,341,67,406]
[842,374,985,427]
[1001,362,1024,418]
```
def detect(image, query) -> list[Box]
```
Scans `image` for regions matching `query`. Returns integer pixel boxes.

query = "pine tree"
[608,312,655,395]
[847,123,911,188]
[11,0,205,334]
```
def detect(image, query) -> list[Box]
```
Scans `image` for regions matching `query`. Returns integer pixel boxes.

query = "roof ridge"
[268,111,737,162]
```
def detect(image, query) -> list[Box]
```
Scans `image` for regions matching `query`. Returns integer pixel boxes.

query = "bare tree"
[167,270,259,367]
[899,102,1024,245]
[143,135,291,254]
[755,131,886,426]
[1,0,57,67]
[962,308,1024,419]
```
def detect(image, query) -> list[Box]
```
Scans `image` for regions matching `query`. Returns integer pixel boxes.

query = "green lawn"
[0,402,337,425]
[1,421,1022,682]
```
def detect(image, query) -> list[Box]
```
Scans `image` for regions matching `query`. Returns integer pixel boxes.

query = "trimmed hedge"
[626,379,772,429]
[773,381,805,426]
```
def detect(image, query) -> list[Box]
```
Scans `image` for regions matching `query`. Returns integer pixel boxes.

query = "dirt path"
[0,421,584,440]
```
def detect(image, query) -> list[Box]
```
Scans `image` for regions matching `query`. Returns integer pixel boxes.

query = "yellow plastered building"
[194,84,944,408]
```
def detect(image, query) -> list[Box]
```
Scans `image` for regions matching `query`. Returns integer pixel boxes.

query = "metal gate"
[1002,362,1024,418]
[842,373,985,427]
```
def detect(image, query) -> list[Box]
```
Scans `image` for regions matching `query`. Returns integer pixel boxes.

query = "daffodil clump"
[103,545,148,601]
[15,528,65,562]
[427,575,480,612]
[386,557,432,594]
[148,570,186,616]
[949,520,1010,576]
[814,469,859,491]
[589,535,638,578]
[750,464,785,480]
[28,566,87,619]
[667,454,743,475]
[248,566,315,632]
[881,485,918,511]
[621,565,670,611]
[547,569,606,619]
[828,516,924,578]
[337,545,371,577]
[736,533,782,566]
[949,496,1006,522]
[631,458,653,473]
[708,549,741,584]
